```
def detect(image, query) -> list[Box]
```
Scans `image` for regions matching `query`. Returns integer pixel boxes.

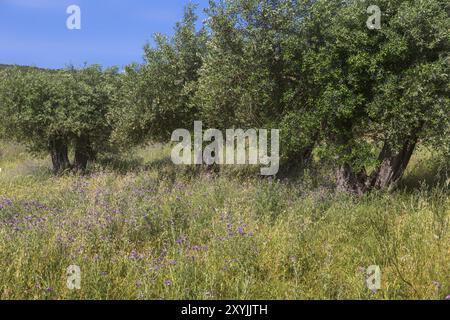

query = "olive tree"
[195,0,319,168]
[301,0,449,193]
[0,67,72,172]
[67,65,119,171]
[0,65,119,173]
[111,3,207,147]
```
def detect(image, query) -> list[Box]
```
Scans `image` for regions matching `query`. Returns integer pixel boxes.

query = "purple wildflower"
[129,249,143,261]
[149,265,161,272]
[176,235,187,245]
[164,279,173,286]
[0,197,13,210]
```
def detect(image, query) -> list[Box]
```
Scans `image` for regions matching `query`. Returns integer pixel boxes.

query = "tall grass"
[0,141,448,300]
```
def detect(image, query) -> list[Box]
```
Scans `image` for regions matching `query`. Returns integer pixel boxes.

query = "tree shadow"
[399,157,449,192]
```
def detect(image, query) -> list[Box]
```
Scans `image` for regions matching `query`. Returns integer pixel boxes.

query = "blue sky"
[0,0,209,69]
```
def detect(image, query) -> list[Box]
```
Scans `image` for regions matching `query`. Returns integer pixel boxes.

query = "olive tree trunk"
[73,135,92,172]
[369,140,417,191]
[50,138,70,174]
[336,164,368,195]
[336,139,417,194]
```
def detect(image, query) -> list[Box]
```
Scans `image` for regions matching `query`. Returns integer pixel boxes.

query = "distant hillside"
[0,64,60,73]
[0,64,58,71]
[1,64,34,70]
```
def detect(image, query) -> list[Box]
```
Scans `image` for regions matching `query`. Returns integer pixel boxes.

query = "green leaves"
[111,3,207,146]
[0,65,119,163]
[302,0,449,166]
[0,0,447,186]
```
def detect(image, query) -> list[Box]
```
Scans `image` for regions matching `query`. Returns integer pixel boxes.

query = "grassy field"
[0,140,448,300]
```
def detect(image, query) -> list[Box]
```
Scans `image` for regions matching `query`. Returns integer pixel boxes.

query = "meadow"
[0,140,448,300]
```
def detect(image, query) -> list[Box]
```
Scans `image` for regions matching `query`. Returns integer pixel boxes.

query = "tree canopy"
[0,0,448,192]
[0,65,119,173]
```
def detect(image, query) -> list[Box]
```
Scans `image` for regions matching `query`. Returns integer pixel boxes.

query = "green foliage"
[195,0,307,133]
[0,0,448,189]
[0,142,448,299]
[0,1,449,300]
[301,0,449,164]
[0,65,119,170]
[67,65,120,156]
[111,3,207,146]
[0,66,70,154]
